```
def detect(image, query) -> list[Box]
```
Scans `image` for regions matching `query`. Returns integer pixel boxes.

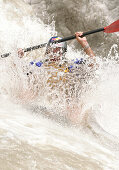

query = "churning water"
[0,0,119,169]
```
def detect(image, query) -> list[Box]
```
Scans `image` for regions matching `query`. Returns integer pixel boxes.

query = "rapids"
[0,0,119,169]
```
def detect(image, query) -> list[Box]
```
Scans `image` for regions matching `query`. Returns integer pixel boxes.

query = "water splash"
[0,0,119,169]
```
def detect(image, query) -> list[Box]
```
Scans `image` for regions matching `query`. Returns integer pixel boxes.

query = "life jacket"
[29,58,85,89]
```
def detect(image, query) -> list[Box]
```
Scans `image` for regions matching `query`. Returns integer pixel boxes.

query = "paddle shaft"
[56,28,104,43]
[1,43,47,58]
[0,27,105,58]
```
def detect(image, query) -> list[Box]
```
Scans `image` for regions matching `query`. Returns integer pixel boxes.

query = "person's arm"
[75,32,95,58]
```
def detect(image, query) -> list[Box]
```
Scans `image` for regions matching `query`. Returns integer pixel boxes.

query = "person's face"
[46,47,63,61]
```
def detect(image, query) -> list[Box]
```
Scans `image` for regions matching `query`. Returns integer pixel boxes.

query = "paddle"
[1,19,119,58]
[56,19,119,43]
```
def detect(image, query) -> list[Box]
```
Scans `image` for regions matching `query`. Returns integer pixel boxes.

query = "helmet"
[46,36,67,54]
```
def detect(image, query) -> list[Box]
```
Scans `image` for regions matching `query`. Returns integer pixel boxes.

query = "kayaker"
[17,31,95,95]
[17,32,96,123]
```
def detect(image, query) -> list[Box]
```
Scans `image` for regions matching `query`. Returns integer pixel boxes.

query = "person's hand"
[75,32,88,47]
[18,48,24,58]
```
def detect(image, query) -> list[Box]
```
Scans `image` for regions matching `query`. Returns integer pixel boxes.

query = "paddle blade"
[104,19,119,33]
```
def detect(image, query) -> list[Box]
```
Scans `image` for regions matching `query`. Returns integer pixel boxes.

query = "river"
[0,0,119,169]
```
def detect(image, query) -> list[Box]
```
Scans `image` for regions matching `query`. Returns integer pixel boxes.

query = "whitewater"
[0,0,119,169]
